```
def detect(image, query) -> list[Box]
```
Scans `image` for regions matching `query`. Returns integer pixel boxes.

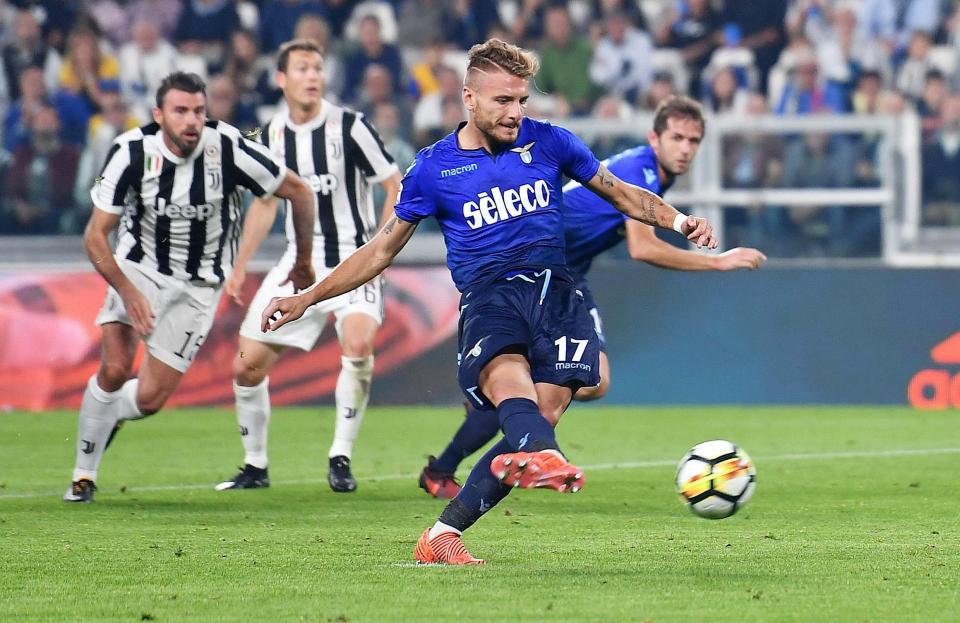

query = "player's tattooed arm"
[382,214,399,234]
[585,164,673,228]
[310,211,414,303]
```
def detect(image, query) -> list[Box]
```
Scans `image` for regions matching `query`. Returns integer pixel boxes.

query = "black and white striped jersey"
[261,100,398,268]
[91,120,286,285]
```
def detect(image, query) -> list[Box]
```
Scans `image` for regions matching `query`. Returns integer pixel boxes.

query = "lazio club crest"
[510,141,536,164]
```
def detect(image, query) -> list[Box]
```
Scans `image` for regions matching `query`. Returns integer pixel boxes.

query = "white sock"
[234,377,271,469]
[328,355,373,459]
[115,379,144,421]
[72,376,120,482]
[428,521,461,540]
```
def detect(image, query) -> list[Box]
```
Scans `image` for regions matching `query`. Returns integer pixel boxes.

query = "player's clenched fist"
[261,294,309,332]
[679,215,718,249]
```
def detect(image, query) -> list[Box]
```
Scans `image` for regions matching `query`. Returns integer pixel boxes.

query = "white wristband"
[672,213,688,233]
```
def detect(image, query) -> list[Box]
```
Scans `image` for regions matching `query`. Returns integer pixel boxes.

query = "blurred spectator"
[442,0,501,50]
[407,39,450,100]
[1,10,60,101]
[922,95,960,225]
[589,10,654,103]
[371,101,415,213]
[537,5,598,116]
[586,0,648,30]
[508,0,551,45]
[118,19,178,123]
[28,0,81,52]
[655,0,722,99]
[775,133,843,255]
[917,69,947,141]
[720,0,788,95]
[86,0,129,47]
[72,89,137,210]
[206,73,258,130]
[322,0,355,38]
[3,105,80,234]
[342,14,404,103]
[703,65,751,114]
[851,69,888,115]
[4,65,89,151]
[774,52,846,114]
[638,71,678,112]
[374,102,414,173]
[293,15,340,102]
[58,27,120,113]
[808,5,890,105]
[896,31,934,101]
[352,63,412,139]
[258,0,327,53]
[397,0,446,48]
[125,0,182,42]
[413,64,462,147]
[223,28,280,117]
[174,0,240,65]
[722,93,786,249]
[587,95,636,159]
[857,0,942,60]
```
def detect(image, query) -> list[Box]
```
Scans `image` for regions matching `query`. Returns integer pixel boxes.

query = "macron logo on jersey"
[153,197,216,220]
[462,180,550,229]
[441,163,479,178]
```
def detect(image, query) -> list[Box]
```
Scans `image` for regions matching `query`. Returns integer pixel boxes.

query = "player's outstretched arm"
[584,164,718,249]
[83,208,155,336]
[271,172,317,291]
[261,212,416,333]
[226,196,279,304]
[624,220,766,271]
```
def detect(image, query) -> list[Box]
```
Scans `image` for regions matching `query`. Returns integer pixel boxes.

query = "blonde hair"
[466,38,539,83]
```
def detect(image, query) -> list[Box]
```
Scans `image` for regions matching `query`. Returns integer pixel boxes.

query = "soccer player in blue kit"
[260,40,718,564]
[419,95,767,500]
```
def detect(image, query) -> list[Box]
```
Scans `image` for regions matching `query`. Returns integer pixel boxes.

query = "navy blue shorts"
[457,266,601,408]
[574,276,607,352]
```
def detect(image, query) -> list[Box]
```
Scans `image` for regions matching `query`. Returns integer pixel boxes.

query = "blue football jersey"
[562,145,673,279]
[393,118,600,291]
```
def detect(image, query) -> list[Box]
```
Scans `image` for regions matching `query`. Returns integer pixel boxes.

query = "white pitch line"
[3,447,959,501]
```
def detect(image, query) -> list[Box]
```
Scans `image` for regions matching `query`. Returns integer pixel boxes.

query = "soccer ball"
[675,440,756,519]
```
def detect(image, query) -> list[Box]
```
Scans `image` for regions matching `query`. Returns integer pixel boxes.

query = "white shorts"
[96,259,223,373]
[239,256,384,350]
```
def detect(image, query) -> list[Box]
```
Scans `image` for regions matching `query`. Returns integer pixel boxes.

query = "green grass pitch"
[1,406,958,622]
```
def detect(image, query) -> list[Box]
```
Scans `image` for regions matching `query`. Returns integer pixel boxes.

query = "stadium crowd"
[0,0,959,257]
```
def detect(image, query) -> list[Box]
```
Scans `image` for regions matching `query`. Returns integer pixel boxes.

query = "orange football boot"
[414,529,485,565]
[418,456,462,499]
[490,451,585,492]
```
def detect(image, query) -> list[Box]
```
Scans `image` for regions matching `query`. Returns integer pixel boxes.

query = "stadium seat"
[927,45,958,82]
[649,48,690,95]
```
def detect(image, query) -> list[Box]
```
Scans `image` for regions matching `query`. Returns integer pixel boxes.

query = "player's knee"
[98,362,131,391]
[135,390,167,416]
[340,337,374,359]
[233,354,267,386]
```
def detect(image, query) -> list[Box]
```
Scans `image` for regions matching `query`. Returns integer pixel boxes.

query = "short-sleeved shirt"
[261,100,398,268]
[562,145,672,280]
[393,117,600,291]
[92,120,286,285]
